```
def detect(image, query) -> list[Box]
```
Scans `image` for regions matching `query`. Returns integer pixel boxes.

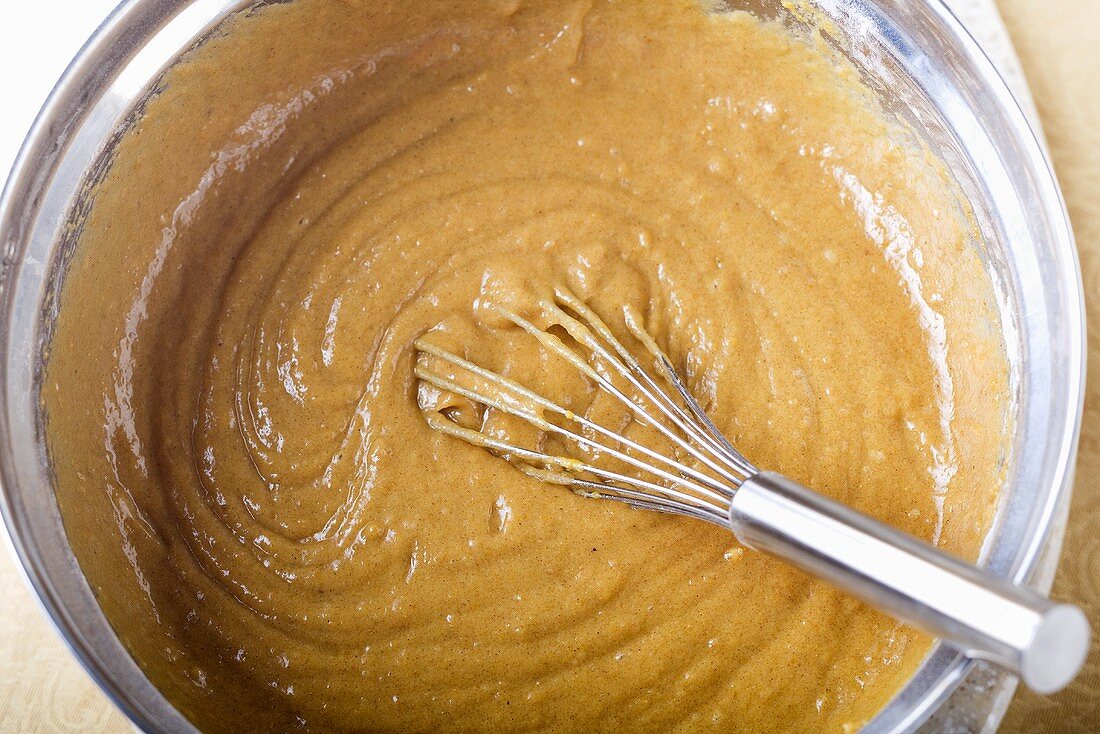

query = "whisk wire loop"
[416,362,732,511]
[414,288,763,523]
[414,342,732,501]
[492,299,750,489]
[555,288,755,477]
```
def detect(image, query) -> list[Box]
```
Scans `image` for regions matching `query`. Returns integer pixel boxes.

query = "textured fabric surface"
[0,0,1093,731]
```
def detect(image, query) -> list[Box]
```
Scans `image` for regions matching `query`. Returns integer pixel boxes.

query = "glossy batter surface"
[44,1,1010,731]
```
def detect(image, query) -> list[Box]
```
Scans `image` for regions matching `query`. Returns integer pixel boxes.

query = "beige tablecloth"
[1,0,1097,731]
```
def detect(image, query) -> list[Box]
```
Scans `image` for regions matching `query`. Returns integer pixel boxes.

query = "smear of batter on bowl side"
[44,1,1009,731]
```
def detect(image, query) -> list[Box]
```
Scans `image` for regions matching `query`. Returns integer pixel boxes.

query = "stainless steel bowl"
[0,0,1084,731]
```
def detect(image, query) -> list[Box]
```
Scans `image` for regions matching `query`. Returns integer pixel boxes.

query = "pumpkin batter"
[43,0,1010,731]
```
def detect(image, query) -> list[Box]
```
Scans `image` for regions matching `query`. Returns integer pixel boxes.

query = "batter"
[43,1,1011,731]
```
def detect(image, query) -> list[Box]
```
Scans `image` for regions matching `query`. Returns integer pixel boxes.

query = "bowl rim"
[0,0,1085,732]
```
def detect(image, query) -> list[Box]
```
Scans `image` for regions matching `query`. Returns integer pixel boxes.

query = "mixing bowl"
[0,0,1084,731]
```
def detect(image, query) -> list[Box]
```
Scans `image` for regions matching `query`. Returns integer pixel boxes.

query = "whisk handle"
[729,471,1089,694]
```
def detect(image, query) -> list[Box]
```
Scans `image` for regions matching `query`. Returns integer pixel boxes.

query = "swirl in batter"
[45,1,1009,731]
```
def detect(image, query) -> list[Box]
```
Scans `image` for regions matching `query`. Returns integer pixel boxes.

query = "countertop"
[1,0,1097,731]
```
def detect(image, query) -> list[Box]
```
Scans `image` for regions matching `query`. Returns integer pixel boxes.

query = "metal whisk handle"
[730,472,1089,694]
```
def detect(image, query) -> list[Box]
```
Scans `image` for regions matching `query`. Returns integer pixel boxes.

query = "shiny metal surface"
[731,473,1088,695]
[0,0,1084,732]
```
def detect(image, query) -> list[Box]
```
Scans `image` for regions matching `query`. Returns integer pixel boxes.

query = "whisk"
[413,286,1088,694]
